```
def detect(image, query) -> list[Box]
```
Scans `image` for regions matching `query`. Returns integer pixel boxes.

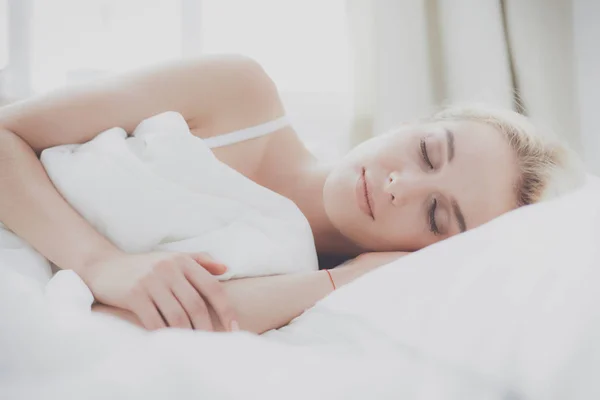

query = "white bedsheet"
[1,111,600,398]
[0,266,508,400]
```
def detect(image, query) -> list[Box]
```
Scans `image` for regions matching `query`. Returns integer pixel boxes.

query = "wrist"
[329,265,361,288]
[78,244,124,283]
[324,269,336,291]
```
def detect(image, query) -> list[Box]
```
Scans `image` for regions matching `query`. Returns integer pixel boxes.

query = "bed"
[1,115,599,399]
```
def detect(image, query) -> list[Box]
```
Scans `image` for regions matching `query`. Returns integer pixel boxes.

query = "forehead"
[442,119,519,228]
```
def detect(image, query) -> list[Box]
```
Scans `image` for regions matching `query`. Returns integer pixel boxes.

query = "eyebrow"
[446,128,455,162]
[451,199,467,233]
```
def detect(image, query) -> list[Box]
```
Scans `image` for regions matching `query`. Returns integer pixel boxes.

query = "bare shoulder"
[183,56,309,184]
[186,55,286,139]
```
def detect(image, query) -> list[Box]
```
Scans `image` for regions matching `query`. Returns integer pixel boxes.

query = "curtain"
[347,0,582,157]
[573,0,600,175]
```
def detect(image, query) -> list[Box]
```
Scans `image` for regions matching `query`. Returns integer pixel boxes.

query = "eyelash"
[429,198,440,235]
[420,138,434,170]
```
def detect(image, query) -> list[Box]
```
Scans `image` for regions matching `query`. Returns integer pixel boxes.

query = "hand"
[82,251,237,331]
[332,251,409,287]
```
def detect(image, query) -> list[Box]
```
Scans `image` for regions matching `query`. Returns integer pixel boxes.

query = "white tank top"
[203,116,290,149]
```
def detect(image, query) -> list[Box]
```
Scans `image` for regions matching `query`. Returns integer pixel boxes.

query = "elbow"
[0,126,18,153]
[217,54,279,98]
[0,127,38,160]
[220,54,268,78]
[237,56,280,101]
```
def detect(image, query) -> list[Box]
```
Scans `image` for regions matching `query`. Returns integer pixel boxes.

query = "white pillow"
[280,176,600,399]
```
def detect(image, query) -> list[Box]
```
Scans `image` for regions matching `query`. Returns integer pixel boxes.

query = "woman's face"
[323,119,519,252]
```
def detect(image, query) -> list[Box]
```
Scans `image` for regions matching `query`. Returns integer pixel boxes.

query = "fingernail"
[215,264,228,275]
[230,320,240,332]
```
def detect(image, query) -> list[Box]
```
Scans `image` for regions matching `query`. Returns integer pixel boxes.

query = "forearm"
[216,254,399,333]
[218,270,336,333]
[94,267,361,334]
[0,129,122,277]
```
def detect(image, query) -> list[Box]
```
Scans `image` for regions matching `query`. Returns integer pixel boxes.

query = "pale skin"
[92,251,402,334]
[0,55,518,333]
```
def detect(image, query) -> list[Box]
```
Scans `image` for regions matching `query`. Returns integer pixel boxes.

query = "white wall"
[573,0,600,175]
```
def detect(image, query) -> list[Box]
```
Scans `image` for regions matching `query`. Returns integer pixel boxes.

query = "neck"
[272,156,362,257]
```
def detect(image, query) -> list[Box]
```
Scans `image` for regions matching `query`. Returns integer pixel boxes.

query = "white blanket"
[40,111,318,279]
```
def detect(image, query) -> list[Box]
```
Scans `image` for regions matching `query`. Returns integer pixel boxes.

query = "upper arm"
[0,55,284,153]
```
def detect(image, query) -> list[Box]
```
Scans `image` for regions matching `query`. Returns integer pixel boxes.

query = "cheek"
[323,134,425,251]
[323,166,380,246]
[323,166,355,220]
[373,209,420,250]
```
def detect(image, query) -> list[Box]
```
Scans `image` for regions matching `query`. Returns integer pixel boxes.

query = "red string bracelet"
[325,269,336,291]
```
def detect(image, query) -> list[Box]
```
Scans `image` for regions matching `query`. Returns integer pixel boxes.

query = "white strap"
[204,116,289,149]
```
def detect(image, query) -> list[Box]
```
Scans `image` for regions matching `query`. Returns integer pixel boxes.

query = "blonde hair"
[430,104,585,207]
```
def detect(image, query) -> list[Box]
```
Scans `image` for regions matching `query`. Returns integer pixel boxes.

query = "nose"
[385,171,433,207]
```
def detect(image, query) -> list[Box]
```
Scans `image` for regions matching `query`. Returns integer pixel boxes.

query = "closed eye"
[429,198,440,235]
[420,139,434,170]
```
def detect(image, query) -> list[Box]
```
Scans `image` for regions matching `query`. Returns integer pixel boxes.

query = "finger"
[146,277,193,329]
[128,292,166,331]
[183,259,237,332]
[190,253,227,275]
[188,252,228,275]
[171,275,213,331]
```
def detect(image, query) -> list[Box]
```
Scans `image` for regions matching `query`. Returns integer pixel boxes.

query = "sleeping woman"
[0,55,580,334]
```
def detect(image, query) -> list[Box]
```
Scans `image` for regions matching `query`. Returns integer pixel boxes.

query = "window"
[201,0,352,158]
[31,0,181,92]
[27,0,351,158]
[0,0,8,70]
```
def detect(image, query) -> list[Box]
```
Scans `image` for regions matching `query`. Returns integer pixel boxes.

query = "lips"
[356,168,375,220]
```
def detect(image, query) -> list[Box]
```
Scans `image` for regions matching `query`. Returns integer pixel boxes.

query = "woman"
[0,55,579,334]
